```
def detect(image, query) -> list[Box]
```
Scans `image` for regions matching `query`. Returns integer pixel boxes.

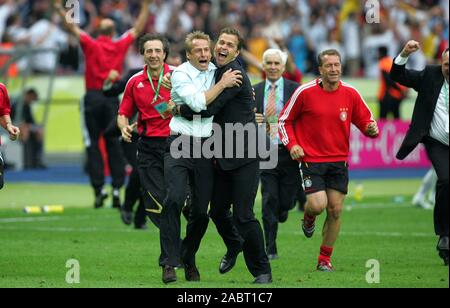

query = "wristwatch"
[171,105,180,117]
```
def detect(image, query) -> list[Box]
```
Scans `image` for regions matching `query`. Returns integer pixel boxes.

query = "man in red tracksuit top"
[117,34,174,234]
[278,49,379,271]
[0,83,20,189]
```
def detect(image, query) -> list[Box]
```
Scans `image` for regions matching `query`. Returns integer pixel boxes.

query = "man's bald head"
[99,19,116,37]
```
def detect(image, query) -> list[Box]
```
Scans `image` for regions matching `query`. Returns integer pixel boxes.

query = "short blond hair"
[185,31,211,53]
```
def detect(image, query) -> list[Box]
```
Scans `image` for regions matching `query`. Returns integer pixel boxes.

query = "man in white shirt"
[391,41,449,266]
[160,31,242,284]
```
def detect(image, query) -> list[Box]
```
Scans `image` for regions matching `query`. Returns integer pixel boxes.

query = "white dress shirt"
[170,61,216,138]
[395,55,449,146]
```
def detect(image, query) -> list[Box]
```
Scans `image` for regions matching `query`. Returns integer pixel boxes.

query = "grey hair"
[263,48,288,66]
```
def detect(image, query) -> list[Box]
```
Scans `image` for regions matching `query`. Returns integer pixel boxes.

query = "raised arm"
[390,40,424,91]
[129,0,152,39]
[52,0,82,40]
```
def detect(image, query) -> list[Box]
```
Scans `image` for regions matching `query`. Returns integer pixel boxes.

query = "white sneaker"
[413,194,432,209]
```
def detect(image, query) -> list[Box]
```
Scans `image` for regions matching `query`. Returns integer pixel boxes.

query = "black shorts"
[300,161,349,195]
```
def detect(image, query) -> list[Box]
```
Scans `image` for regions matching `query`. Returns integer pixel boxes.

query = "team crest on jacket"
[339,108,348,122]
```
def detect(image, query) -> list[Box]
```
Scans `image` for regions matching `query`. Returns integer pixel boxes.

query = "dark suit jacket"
[390,60,445,160]
[254,78,300,114]
[254,78,300,153]
[179,59,256,170]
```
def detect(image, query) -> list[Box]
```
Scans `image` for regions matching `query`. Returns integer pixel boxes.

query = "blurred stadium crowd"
[0,0,449,78]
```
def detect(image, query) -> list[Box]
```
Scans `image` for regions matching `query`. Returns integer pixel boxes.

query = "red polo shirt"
[80,31,134,91]
[0,83,11,117]
[119,64,173,138]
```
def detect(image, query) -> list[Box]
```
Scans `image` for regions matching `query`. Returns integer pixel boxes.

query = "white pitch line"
[0,225,431,238]
[0,225,147,233]
[0,217,62,223]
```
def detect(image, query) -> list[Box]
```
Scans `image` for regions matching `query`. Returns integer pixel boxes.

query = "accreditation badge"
[154,101,172,119]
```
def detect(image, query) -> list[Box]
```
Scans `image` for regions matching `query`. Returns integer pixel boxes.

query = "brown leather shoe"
[162,265,177,284]
[184,264,200,281]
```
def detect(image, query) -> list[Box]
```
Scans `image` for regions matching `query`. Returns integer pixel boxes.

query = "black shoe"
[219,250,241,274]
[112,190,121,209]
[253,273,272,284]
[437,236,449,266]
[120,208,133,225]
[162,265,177,284]
[134,224,148,230]
[301,218,315,238]
[94,191,108,209]
[184,264,200,281]
[279,211,288,223]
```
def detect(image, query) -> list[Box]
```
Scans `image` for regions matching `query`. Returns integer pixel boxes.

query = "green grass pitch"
[0,179,448,288]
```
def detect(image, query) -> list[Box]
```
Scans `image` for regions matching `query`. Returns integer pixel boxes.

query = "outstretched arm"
[129,0,152,39]
[52,0,82,40]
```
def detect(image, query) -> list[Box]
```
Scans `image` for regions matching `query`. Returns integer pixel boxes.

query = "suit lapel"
[255,81,266,113]
[430,71,444,111]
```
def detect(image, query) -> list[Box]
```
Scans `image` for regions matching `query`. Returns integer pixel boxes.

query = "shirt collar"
[185,61,216,79]
[265,77,283,91]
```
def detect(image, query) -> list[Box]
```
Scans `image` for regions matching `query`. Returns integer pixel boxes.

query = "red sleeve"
[117,31,135,53]
[283,68,302,84]
[0,85,11,116]
[350,88,378,138]
[278,87,303,152]
[118,78,136,118]
[79,32,94,52]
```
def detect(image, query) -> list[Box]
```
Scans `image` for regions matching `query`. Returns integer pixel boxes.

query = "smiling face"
[214,33,240,67]
[263,53,285,83]
[143,40,166,75]
[187,38,212,71]
[442,50,449,82]
[319,54,342,85]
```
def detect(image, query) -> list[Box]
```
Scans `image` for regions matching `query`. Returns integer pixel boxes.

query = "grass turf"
[0,179,448,288]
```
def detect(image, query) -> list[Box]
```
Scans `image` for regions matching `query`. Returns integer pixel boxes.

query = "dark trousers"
[379,95,402,119]
[137,137,167,230]
[261,146,301,255]
[160,135,214,267]
[83,91,125,193]
[122,140,147,228]
[423,137,449,236]
[210,160,271,277]
[23,131,44,169]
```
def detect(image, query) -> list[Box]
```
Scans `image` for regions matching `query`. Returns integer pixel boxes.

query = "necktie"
[266,84,277,137]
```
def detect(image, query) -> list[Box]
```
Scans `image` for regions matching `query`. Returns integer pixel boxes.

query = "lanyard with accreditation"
[147,68,171,119]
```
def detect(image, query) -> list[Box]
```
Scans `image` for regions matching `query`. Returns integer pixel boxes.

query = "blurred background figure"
[377,46,408,120]
[11,88,46,169]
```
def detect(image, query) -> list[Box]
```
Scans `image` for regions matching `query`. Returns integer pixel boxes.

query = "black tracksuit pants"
[261,146,301,255]
[137,137,167,230]
[83,90,125,193]
[210,160,271,278]
[160,135,214,267]
[121,140,145,227]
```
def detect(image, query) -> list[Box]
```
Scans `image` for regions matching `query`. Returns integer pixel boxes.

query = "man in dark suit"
[390,41,449,266]
[254,48,304,260]
[177,28,272,283]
